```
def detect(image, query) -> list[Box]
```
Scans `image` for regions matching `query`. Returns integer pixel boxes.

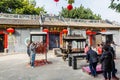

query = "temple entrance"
[106,34,113,42]
[96,32,113,44]
[49,32,60,49]
[0,34,4,52]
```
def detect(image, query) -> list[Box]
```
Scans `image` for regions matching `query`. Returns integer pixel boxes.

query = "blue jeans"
[89,62,97,76]
[30,52,36,67]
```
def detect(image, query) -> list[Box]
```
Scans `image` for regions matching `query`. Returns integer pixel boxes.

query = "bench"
[68,53,86,69]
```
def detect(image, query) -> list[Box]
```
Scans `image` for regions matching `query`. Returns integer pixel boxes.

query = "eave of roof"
[42,21,120,28]
[0,18,120,29]
[0,18,40,26]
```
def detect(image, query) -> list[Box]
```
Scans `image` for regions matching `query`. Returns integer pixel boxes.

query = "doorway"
[0,34,4,52]
[49,32,60,49]
[106,34,113,42]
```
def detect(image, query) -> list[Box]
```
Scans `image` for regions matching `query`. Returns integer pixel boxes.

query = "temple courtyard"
[0,48,120,80]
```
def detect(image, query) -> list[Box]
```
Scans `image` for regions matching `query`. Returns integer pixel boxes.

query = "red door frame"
[86,31,96,46]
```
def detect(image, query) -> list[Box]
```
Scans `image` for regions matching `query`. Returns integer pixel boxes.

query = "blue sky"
[35,0,120,23]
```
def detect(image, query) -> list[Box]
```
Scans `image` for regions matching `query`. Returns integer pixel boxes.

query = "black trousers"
[103,71,111,79]
[112,61,117,77]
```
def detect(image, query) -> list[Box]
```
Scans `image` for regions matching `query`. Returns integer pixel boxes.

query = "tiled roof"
[42,21,67,26]
[0,15,120,29]
[0,18,40,25]
[42,20,120,28]
[67,22,120,28]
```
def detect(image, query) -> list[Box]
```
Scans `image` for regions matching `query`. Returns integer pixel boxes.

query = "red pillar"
[60,32,62,47]
[46,32,49,47]
[43,29,49,47]
[89,35,92,46]
[4,34,8,48]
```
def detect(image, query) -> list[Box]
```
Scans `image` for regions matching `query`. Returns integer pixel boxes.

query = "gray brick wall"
[8,28,41,53]
[7,28,120,53]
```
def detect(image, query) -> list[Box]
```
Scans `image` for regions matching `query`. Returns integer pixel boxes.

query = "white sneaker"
[31,66,34,68]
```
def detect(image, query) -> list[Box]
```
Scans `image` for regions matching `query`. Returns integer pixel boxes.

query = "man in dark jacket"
[86,47,98,77]
[100,45,113,80]
[105,41,119,80]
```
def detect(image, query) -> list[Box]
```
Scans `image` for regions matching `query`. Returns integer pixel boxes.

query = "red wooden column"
[4,34,8,48]
[43,29,49,47]
[89,35,92,46]
[62,29,68,48]
[60,32,63,47]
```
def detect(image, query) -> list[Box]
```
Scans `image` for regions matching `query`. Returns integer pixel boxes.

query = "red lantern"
[86,30,96,35]
[62,29,68,34]
[86,30,91,35]
[7,28,14,33]
[54,0,59,2]
[67,4,73,10]
[43,29,49,32]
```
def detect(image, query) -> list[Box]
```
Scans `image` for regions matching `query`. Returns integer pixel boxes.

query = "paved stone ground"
[0,47,120,80]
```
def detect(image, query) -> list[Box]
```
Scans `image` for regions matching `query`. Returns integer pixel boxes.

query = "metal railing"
[63,18,106,23]
[43,14,106,23]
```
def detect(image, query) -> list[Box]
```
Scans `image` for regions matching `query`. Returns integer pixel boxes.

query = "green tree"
[0,0,46,15]
[59,5,101,20]
[109,0,120,12]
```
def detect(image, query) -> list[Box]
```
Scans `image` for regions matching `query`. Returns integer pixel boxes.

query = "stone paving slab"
[0,48,120,80]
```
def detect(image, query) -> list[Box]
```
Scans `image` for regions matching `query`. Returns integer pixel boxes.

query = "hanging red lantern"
[7,28,14,34]
[62,29,68,34]
[86,30,96,35]
[54,0,59,2]
[43,29,49,32]
[67,4,73,10]
[86,30,91,34]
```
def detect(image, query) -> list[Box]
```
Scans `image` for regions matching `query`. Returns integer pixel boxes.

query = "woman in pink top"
[97,44,102,56]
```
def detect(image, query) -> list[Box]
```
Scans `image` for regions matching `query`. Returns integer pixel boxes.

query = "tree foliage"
[59,5,101,20]
[0,0,46,15]
[109,0,120,12]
